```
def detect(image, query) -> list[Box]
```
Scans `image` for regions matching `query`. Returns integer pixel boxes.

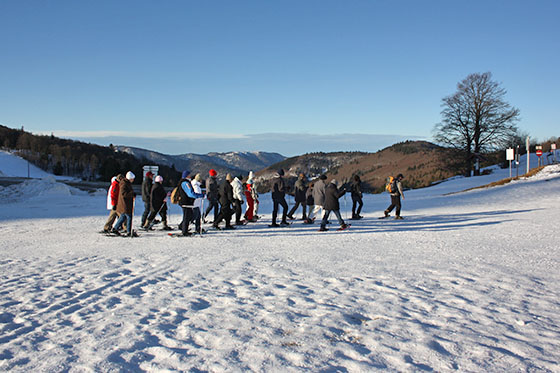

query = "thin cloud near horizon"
[44,131,427,157]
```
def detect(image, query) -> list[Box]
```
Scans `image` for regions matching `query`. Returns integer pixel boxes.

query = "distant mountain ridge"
[254,141,466,193]
[116,146,286,176]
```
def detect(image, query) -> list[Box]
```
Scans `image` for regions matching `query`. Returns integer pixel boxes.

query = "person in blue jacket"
[177,170,205,236]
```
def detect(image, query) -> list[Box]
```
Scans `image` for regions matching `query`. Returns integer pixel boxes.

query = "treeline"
[0,125,181,186]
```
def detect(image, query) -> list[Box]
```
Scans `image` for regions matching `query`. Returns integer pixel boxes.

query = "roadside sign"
[506,148,514,161]
[536,150,543,157]
[552,144,557,150]
[143,165,159,179]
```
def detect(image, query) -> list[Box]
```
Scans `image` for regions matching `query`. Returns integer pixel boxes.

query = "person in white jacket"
[231,176,244,225]
[245,171,259,220]
[191,173,205,233]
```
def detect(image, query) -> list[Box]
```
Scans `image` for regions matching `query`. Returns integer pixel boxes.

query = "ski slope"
[0,151,559,372]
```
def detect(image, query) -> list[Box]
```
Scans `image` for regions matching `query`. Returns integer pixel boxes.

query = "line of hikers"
[102,168,405,237]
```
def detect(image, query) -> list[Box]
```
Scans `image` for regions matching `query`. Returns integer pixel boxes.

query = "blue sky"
[0,0,558,156]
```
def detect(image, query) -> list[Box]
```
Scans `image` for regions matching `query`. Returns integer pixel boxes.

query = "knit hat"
[155,175,163,183]
[209,169,217,177]
[145,171,153,178]
[111,176,117,183]
[194,173,202,182]
[319,174,327,180]
[182,170,190,179]
[126,171,135,181]
[277,169,284,176]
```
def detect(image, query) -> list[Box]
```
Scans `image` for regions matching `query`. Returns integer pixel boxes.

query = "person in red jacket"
[103,174,123,232]
[244,180,256,222]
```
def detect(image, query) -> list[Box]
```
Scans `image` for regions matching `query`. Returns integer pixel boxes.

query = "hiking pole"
[130,197,135,238]
[200,198,205,235]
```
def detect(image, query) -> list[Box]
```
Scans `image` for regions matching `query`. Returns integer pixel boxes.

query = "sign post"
[552,143,557,163]
[536,146,543,167]
[526,137,530,174]
[506,148,514,178]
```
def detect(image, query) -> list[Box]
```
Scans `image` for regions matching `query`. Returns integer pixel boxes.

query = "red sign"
[536,150,543,157]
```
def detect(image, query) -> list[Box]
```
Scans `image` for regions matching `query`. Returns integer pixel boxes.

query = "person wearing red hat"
[141,171,154,228]
[204,169,219,223]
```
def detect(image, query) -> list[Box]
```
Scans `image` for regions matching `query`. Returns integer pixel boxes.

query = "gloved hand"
[112,205,116,210]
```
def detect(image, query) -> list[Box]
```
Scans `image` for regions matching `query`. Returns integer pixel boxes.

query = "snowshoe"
[337,224,351,231]
[269,223,280,228]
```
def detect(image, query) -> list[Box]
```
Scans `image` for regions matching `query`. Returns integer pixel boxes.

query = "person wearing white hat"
[112,171,136,236]
[144,175,172,231]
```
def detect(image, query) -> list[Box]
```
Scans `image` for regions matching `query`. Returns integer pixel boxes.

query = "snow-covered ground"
[0,151,559,372]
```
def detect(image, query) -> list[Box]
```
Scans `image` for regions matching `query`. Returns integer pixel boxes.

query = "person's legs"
[320,210,331,230]
[333,209,345,226]
[181,207,192,235]
[395,197,402,217]
[272,200,279,224]
[280,198,288,223]
[288,202,299,218]
[356,196,363,216]
[104,209,118,231]
[141,201,150,227]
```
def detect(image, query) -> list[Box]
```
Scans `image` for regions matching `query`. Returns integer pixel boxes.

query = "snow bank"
[0,176,86,204]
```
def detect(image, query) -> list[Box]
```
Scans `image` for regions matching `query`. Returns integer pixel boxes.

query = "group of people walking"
[102,168,405,237]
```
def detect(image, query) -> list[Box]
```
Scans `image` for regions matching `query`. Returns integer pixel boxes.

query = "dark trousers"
[214,204,233,227]
[288,201,307,219]
[204,199,219,221]
[180,206,193,235]
[191,207,201,232]
[147,205,167,226]
[141,201,150,226]
[233,199,242,224]
[272,198,288,224]
[385,195,401,216]
[352,195,363,216]
[320,209,344,229]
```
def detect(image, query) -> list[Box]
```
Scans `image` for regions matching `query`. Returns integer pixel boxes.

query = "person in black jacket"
[319,179,348,231]
[351,174,364,220]
[270,169,289,227]
[213,173,236,230]
[203,169,219,223]
[144,175,171,230]
[141,171,153,227]
[287,173,307,221]
[384,173,405,220]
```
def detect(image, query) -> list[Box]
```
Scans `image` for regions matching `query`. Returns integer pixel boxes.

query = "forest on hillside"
[0,125,181,185]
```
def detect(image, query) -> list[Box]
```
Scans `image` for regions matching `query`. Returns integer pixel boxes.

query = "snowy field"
[1,151,559,372]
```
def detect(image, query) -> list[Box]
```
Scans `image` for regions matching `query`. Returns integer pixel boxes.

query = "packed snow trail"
[0,161,559,371]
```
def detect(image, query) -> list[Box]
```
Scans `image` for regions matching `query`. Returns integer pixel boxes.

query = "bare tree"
[434,72,520,176]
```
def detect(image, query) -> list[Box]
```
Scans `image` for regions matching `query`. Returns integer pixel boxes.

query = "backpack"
[385,176,396,193]
[170,186,181,204]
